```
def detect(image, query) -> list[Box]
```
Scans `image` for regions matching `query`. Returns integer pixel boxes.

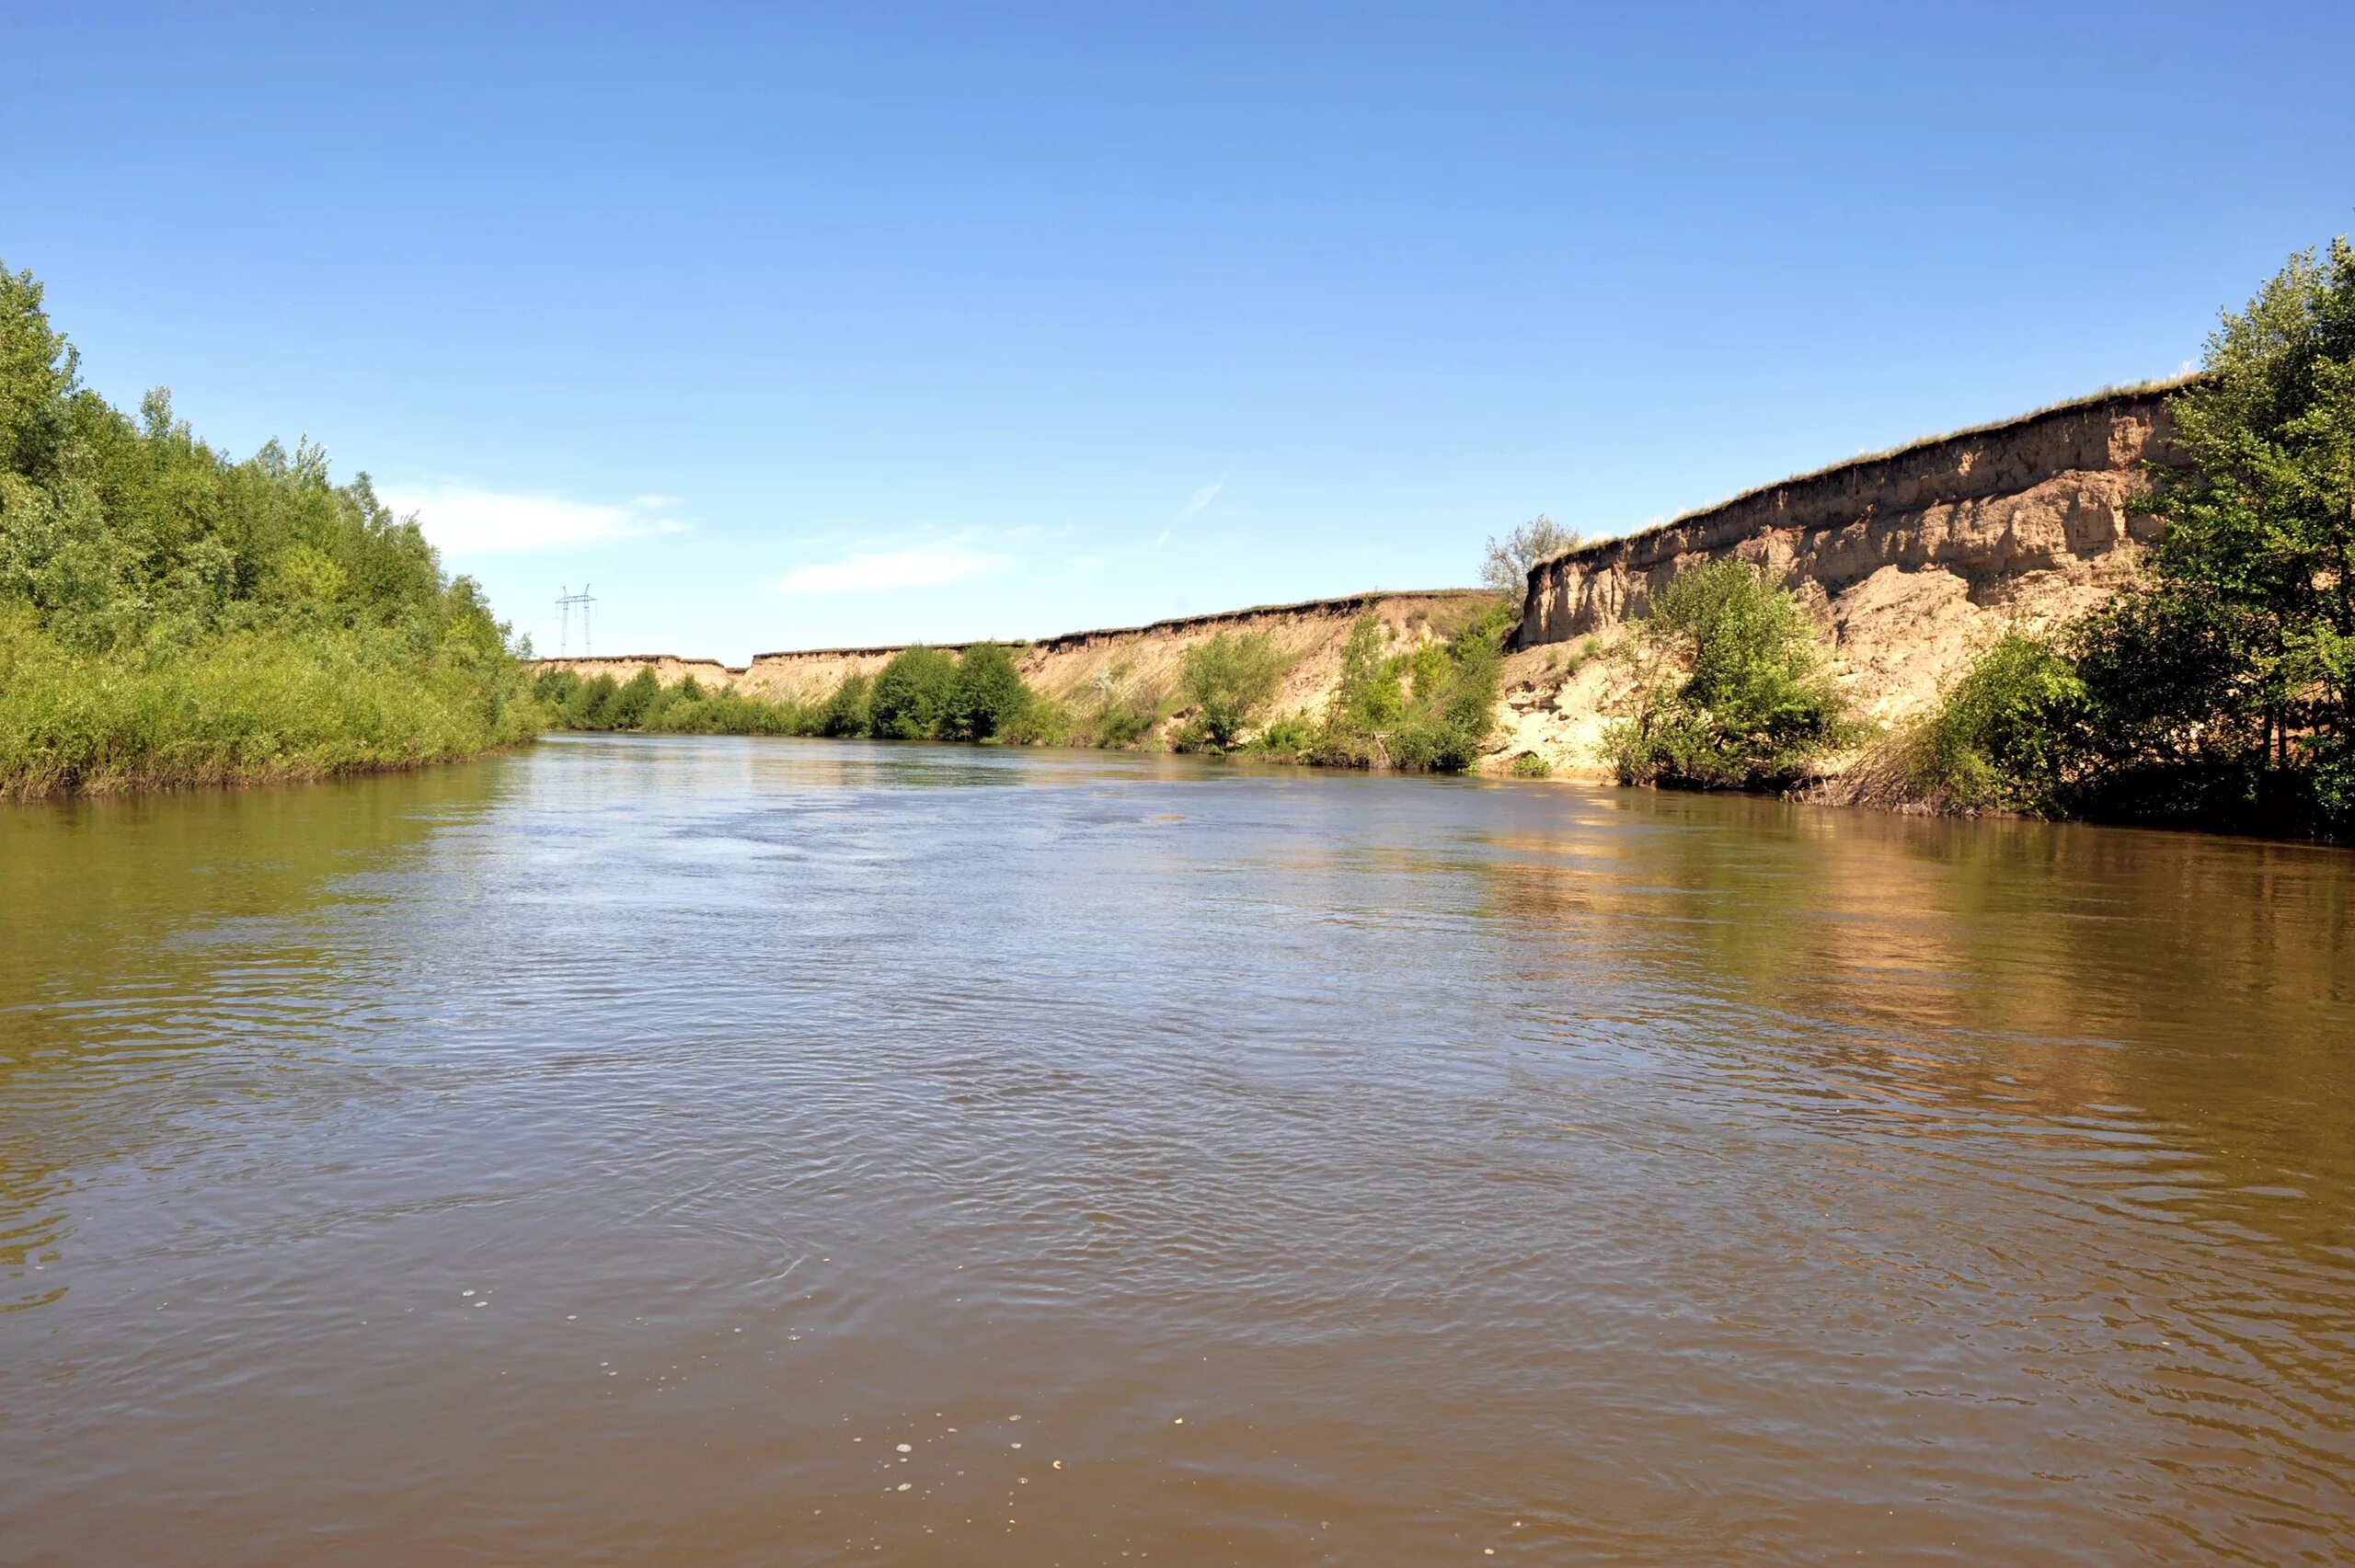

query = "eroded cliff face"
[1496,383,2190,773]
[1519,384,2182,647]
[537,384,2190,779]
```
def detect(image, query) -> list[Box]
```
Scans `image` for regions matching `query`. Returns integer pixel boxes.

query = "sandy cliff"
[539,382,2188,777]
[536,589,1496,731]
[1493,382,2190,773]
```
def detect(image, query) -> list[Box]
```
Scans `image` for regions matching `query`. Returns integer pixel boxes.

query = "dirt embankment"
[1493,382,2192,774]
[534,589,1498,730]
[538,383,2190,778]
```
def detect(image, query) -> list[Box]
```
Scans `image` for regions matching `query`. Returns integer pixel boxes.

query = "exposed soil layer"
[1497,382,2191,774]
[534,589,1496,733]
[538,383,2189,776]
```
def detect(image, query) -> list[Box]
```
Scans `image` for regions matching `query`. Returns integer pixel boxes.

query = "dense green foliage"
[0,263,536,795]
[1300,602,1512,772]
[1603,559,1853,790]
[821,672,871,737]
[866,647,959,738]
[941,643,1030,740]
[539,645,1049,747]
[2062,240,2355,834]
[1882,631,2083,814]
[1894,241,2355,836]
[534,668,824,736]
[1177,631,1290,751]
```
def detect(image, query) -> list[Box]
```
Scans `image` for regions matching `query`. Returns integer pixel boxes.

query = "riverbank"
[533,589,1512,767]
[0,263,541,801]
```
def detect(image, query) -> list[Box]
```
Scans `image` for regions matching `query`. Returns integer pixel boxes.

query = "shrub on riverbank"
[1067,662,1170,749]
[867,647,959,738]
[1303,602,1512,772]
[533,666,824,736]
[1843,631,2082,815]
[1603,559,1854,791]
[942,643,1030,740]
[1177,631,1290,751]
[0,262,536,797]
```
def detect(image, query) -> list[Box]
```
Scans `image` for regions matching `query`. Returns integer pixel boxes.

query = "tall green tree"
[942,643,1030,740]
[867,647,958,738]
[2070,239,2355,831]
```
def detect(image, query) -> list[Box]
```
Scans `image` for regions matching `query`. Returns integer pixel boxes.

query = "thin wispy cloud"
[1155,476,1225,553]
[383,485,685,555]
[1178,477,1224,520]
[774,542,1011,594]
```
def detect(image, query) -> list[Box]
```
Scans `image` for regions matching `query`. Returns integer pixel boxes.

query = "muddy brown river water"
[3,734,2352,1564]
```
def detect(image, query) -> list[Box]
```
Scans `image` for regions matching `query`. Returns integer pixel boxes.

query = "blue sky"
[6,3,2351,662]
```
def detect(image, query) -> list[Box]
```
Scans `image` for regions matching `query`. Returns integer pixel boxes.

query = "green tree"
[0,258,537,796]
[867,647,957,738]
[610,665,661,728]
[1605,558,1852,790]
[942,643,1030,740]
[1179,631,1289,750]
[821,672,872,737]
[1481,513,1580,596]
[565,673,621,729]
[2065,239,2355,833]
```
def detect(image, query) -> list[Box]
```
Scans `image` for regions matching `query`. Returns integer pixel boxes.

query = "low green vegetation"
[537,610,1514,776]
[1298,601,1513,772]
[538,643,1044,746]
[1603,558,1855,790]
[534,668,825,736]
[0,262,536,797]
[1880,239,2355,838]
[1176,631,1291,751]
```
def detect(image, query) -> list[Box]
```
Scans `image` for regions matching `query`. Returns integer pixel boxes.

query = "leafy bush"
[866,647,958,738]
[1178,631,1289,750]
[1510,752,1553,778]
[1603,558,1853,790]
[1069,660,1170,749]
[1248,713,1318,757]
[1309,605,1510,772]
[610,666,661,729]
[1907,632,2083,812]
[821,673,872,737]
[942,643,1030,740]
[998,692,1073,747]
[562,673,621,729]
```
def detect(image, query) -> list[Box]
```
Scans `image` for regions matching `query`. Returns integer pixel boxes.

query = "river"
[3,734,2351,1563]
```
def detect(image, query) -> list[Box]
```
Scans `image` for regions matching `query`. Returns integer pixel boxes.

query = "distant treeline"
[0,262,537,797]
[539,601,1515,772]
[1606,240,2355,841]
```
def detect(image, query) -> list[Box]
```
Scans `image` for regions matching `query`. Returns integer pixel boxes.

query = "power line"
[556,584,596,657]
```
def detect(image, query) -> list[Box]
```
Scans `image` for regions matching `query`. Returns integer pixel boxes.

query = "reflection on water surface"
[2,734,2351,1564]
